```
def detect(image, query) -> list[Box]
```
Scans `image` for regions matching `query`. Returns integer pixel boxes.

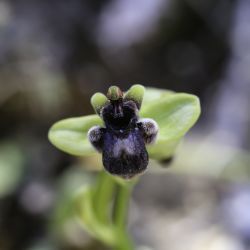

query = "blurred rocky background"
[0,0,250,249]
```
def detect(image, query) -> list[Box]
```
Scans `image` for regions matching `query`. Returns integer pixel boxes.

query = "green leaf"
[140,89,201,160]
[75,186,116,246]
[0,142,25,197]
[48,115,102,156]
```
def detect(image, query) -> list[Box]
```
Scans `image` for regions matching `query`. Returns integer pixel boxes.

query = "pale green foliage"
[74,172,135,249]
[0,142,24,197]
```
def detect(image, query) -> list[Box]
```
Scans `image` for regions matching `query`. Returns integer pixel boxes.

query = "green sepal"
[48,114,102,156]
[91,92,109,115]
[140,89,201,160]
[124,84,145,109]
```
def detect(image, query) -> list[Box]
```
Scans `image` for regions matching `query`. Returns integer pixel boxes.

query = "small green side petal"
[141,92,201,160]
[48,115,103,156]
[91,93,109,115]
[124,84,145,109]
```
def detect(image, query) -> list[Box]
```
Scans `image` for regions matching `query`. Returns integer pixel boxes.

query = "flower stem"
[113,182,135,250]
[94,171,115,224]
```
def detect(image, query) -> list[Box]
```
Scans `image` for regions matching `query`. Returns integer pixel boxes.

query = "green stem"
[113,183,135,250]
[93,171,115,224]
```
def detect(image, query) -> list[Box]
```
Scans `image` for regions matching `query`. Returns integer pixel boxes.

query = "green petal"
[48,115,103,156]
[140,90,201,160]
[91,92,109,115]
[124,84,145,109]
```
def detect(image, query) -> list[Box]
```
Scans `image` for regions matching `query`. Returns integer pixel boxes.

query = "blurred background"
[1,0,250,249]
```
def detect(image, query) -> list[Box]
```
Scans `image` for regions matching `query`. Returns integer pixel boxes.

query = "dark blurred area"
[1,0,250,249]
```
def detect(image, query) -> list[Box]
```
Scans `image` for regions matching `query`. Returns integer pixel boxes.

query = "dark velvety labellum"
[102,127,149,179]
